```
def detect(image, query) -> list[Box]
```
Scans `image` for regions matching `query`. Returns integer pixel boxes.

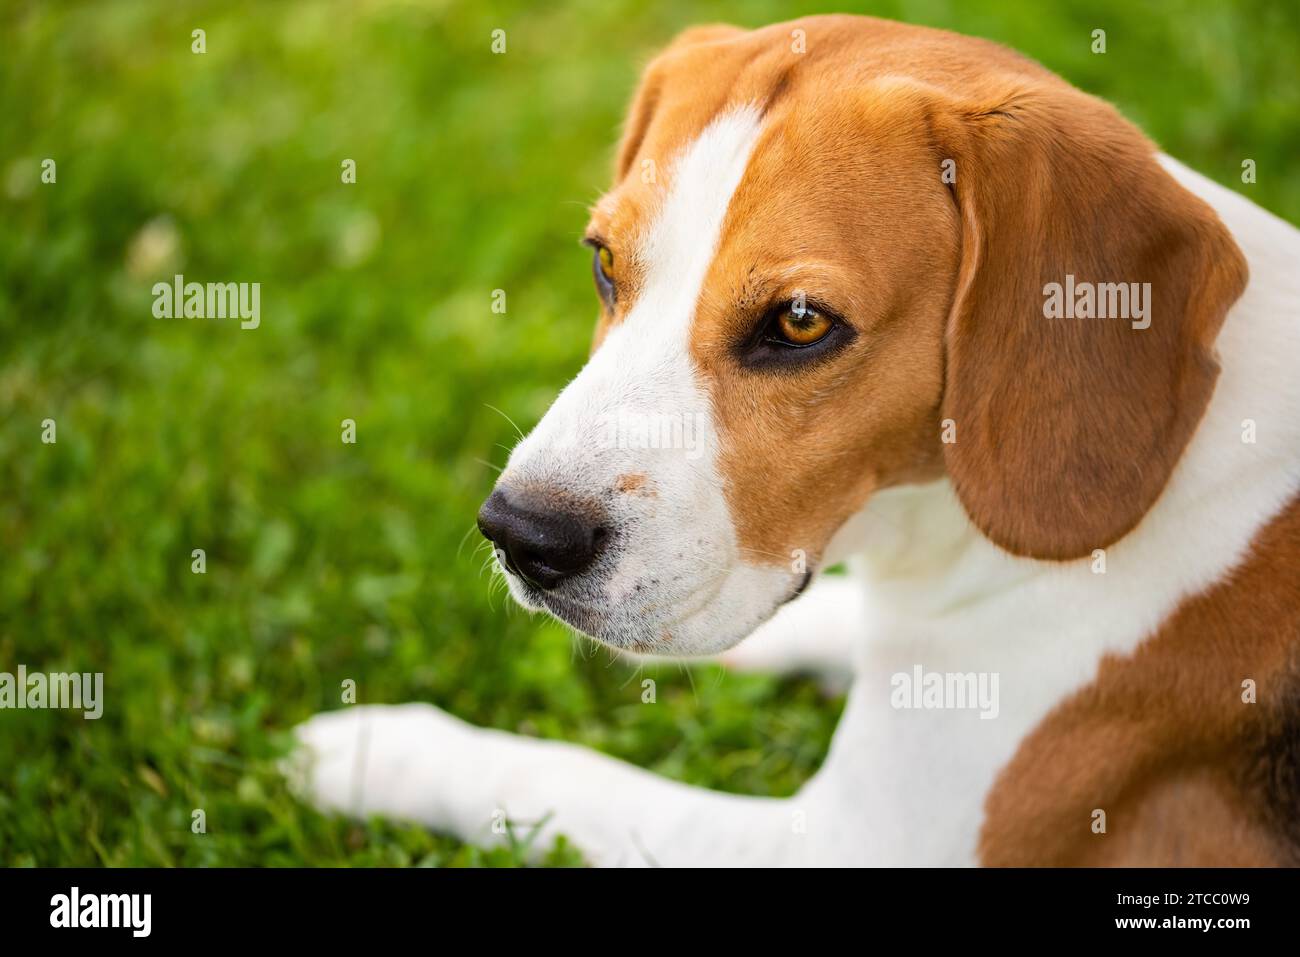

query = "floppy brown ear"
[932,79,1248,560]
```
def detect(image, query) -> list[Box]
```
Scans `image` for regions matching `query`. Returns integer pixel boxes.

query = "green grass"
[1,0,1296,866]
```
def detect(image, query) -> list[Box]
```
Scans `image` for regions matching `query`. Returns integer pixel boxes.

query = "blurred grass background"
[1,0,1296,866]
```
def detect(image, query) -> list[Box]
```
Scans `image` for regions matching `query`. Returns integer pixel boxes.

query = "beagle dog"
[295,15,1300,866]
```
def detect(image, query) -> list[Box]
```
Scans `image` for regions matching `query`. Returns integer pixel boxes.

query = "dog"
[294,15,1300,866]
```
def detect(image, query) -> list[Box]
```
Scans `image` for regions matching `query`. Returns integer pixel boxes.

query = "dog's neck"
[827,479,1028,618]
[827,156,1300,628]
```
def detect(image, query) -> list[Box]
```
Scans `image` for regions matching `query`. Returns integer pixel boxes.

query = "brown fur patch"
[614,472,653,496]
[979,495,1300,866]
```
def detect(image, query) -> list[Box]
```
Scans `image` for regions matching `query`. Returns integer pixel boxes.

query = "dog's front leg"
[292,703,810,866]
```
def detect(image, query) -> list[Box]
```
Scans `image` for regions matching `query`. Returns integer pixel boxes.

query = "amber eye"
[773,302,834,346]
[590,243,616,304]
[744,298,851,368]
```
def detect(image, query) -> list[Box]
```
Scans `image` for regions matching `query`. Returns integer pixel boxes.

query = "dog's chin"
[502,574,684,653]
[499,566,802,658]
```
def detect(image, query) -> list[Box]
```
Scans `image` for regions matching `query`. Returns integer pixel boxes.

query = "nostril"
[490,544,519,577]
[518,548,551,574]
[477,486,609,590]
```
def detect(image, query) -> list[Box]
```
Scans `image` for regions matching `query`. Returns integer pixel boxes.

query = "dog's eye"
[739,298,852,369]
[769,302,834,347]
[590,243,616,305]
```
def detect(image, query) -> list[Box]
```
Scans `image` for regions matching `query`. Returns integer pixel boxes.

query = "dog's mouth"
[504,562,738,652]
[533,590,611,635]
[502,573,617,636]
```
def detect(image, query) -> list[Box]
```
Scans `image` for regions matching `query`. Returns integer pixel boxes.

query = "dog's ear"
[928,78,1247,560]
[615,24,745,179]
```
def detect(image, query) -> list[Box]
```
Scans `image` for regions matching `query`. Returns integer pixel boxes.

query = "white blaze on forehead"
[632,103,765,343]
[508,103,766,462]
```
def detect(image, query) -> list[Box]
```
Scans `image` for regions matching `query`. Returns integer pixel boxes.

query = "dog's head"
[478,16,1246,656]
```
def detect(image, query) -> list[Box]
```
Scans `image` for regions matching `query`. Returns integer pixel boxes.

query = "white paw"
[289,703,483,829]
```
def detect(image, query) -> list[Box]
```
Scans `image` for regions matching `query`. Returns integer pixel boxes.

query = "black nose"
[477,487,608,590]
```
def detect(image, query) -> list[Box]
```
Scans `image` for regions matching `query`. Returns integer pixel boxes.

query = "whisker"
[456,521,483,560]
[483,403,527,442]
